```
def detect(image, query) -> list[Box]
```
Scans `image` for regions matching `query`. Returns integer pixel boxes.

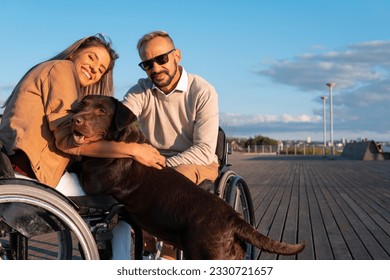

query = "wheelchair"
[0,128,255,260]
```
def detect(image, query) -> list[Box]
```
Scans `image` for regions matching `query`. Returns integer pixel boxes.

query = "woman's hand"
[129,143,166,169]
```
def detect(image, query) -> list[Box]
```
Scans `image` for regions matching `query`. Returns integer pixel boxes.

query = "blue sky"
[1,0,390,142]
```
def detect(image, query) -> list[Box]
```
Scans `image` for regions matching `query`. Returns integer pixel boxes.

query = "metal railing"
[233,144,343,156]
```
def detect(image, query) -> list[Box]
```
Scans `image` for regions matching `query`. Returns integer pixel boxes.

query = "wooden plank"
[315,162,380,259]
[235,159,285,259]
[297,161,316,260]
[259,161,296,259]
[263,162,296,260]
[279,162,301,260]
[342,188,390,257]
[326,164,390,259]
[229,154,390,260]
[257,161,294,260]
[307,161,352,259]
[303,161,335,259]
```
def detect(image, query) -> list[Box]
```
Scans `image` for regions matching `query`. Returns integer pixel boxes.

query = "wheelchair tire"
[0,178,99,260]
[217,169,256,260]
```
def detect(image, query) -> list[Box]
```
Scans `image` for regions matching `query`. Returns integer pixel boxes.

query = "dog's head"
[70,95,137,146]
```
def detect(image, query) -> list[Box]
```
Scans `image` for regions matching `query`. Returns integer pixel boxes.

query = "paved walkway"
[228,153,390,260]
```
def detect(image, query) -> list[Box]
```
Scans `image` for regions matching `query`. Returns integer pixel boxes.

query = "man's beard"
[150,62,178,89]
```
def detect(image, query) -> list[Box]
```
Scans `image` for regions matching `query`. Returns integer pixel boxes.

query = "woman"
[0,33,165,259]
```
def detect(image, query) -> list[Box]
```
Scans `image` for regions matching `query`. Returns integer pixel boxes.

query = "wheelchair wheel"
[217,169,256,260]
[0,178,99,260]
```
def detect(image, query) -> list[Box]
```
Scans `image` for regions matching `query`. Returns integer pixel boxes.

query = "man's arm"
[166,80,219,166]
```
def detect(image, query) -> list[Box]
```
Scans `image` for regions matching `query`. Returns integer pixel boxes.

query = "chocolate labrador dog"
[70,95,305,260]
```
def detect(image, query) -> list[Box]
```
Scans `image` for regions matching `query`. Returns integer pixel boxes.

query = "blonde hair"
[50,33,119,97]
[3,34,118,107]
[137,30,175,52]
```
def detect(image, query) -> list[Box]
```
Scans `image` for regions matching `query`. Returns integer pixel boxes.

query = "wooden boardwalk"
[228,153,390,260]
[2,153,390,260]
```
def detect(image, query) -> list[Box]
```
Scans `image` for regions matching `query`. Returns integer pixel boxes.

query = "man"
[122,31,219,186]
[122,31,220,259]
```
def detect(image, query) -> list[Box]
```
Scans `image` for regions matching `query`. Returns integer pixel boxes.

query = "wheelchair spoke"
[0,179,99,260]
[217,169,256,259]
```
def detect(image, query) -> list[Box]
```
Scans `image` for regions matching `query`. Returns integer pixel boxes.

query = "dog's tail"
[235,216,305,255]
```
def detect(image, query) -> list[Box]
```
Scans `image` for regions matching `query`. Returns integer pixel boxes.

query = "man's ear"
[113,98,137,131]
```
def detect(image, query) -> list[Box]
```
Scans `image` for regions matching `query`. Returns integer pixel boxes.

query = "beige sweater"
[0,60,81,187]
[122,69,219,166]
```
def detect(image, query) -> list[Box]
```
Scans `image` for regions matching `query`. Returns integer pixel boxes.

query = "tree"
[244,135,278,147]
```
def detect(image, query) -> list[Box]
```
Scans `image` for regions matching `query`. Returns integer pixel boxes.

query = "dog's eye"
[96,106,107,114]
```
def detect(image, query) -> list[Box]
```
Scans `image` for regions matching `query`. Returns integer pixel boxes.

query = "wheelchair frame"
[0,128,256,260]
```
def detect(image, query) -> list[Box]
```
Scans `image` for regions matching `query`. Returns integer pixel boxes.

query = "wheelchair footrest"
[92,227,113,260]
[94,228,113,242]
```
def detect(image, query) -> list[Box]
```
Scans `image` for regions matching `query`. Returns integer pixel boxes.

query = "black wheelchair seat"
[68,195,120,216]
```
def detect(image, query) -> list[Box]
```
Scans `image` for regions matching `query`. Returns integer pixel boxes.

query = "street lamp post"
[326,82,335,157]
[320,96,328,157]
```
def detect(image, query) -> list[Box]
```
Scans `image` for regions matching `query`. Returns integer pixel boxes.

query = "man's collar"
[175,67,188,92]
[152,67,188,95]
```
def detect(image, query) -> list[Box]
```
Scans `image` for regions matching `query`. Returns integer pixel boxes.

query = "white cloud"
[258,40,390,91]
[221,112,320,126]
[223,40,390,141]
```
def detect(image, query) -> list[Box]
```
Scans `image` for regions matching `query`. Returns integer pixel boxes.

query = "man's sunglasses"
[138,49,176,71]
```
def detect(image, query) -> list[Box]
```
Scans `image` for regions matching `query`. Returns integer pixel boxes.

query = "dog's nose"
[72,116,83,126]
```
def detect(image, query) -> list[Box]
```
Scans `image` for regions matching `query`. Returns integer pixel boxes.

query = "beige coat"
[0,60,81,187]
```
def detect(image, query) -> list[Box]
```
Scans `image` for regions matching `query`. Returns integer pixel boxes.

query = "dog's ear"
[114,99,137,131]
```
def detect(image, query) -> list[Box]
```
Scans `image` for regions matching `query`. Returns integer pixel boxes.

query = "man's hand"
[78,141,166,169]
[131,143,166,169]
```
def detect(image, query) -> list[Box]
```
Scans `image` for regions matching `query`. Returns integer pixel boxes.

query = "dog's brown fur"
[71,95,305,260]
